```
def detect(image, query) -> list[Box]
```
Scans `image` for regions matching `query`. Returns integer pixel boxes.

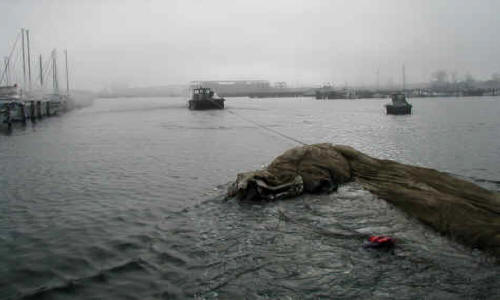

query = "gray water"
[1,96,499,299]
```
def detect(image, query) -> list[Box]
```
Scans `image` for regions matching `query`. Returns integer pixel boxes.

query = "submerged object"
[188,87,225,110]
[227,143,500,258]
[363,236,395,249]
[385,93,412,115]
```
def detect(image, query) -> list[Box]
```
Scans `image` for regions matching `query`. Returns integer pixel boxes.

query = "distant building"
[273,81,287,89]
[190,80,271,97]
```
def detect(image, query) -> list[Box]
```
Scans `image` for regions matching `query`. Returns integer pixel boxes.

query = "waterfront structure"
[1,28,73,129]
[190,80,271,97]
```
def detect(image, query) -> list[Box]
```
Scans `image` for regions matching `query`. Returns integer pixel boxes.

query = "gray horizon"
[1,0,499,90]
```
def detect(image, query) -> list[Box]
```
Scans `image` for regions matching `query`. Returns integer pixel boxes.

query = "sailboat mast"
[376,68,380,91]
[21,28,27,88]
[39,54,43,87]
[26,29,32,90]
[3,57,9,85]
[64,49,69,95]
[402,64,406,91]
[52,50,58,93]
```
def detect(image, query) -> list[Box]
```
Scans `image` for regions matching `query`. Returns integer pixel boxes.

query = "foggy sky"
[1,0,499,90]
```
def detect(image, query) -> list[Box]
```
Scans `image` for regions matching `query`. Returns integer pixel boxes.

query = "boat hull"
[188,99,224,110]
[386,104,412,115]
[47,101,61,116]
[0,104,8,125]
[0,100,29,126]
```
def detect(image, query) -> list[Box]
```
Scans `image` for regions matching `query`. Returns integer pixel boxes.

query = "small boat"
[385,93,412,115]
[0,85,29,126]
[188,87,224,110]
[44,93,68,116]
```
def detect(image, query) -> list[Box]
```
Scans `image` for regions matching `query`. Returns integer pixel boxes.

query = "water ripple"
[1,97,499,299]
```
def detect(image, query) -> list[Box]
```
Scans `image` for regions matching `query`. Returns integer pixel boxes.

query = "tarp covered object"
[227,143,500,258]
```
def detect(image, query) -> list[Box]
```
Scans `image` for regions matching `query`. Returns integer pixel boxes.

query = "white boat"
[0,85,29,126]
[44,93,68,115]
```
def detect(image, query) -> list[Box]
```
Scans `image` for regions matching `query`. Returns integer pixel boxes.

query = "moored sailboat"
[1,28,74,128]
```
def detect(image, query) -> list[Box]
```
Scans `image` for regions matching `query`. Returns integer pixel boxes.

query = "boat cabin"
[0,84,21,100]
[390,93,409,105]
[192,87,215,101]
[188,87,224,110]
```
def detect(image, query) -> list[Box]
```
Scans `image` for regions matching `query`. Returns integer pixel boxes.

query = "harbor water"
[1,96,500,299]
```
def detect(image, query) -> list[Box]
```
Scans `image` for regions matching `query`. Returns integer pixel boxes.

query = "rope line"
[197,94,307,146]
[225,108,307,146]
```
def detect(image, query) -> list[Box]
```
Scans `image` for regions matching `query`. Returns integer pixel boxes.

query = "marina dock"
[1,29,72,130]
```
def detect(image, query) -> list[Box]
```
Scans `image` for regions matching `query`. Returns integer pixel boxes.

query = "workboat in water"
[188,87,224,110]
[385,93,412,115]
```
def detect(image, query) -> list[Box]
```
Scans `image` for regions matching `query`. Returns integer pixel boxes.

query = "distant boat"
[41,49,71,115]
[385,93,412,115]
[188,87,225,110]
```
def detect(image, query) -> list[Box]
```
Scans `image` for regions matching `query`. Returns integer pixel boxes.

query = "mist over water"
[2,0,500,90]
[1,97,499,299]
[2,1,500,299]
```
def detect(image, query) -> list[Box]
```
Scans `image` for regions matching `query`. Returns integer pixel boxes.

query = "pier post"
[36,101,42,119]
[20,105,26,124]
[6,105,11,130]
[30,101,36,121]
